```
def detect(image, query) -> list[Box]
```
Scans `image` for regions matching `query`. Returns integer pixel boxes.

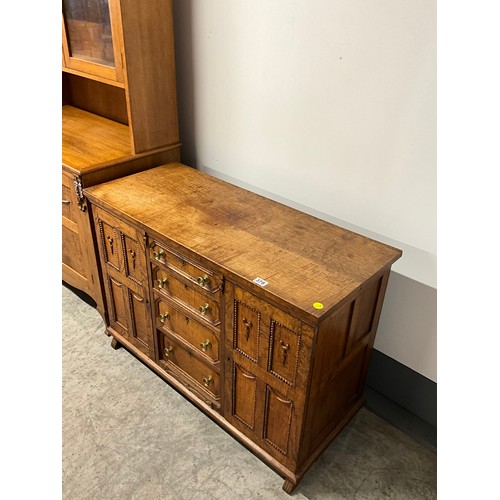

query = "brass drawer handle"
[200,339,212,352]
[203,375,213,387]
[62,199,70,204]
[164,346,173,357]
[199,303,211,314]
[153,249,165,261]
[159,312,170,323]
[196,275,210,287]
[156,277,168,289]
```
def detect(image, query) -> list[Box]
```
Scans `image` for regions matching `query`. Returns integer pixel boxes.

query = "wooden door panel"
[97,218,121,271]
[107,276,129,336]
[346,275,383,355]
[129,290,153,356]
[263,385,294,456]
[231,362,258,431]
[122,233,143,286]
[232,299,261,364]
[62,224,85,276]
[268,320,301,388]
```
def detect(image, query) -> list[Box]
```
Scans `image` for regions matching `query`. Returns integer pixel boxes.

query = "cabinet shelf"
[62,105,131,171]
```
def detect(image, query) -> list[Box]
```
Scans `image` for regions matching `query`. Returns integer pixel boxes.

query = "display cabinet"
[62,0,180,317]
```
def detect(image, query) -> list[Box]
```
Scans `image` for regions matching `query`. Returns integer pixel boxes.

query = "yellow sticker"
[313,302,324,310]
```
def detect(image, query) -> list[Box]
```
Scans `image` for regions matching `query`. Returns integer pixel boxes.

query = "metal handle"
[62,199,70,204]
[199,303,211,314]
[164,346,173,357]
[279,339,290,364]
[159,312,170,323]
[196,275,210,287]
[107,236,114,254]
[200,339,212,352]
[156,277,168,289]
[153,249,165,261]
[203,375,213,387]
[242,318,252,341]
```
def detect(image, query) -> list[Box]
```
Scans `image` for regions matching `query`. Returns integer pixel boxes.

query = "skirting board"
[365,349,437,450]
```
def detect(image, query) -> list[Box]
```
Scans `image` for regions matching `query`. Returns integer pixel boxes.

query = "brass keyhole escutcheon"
[156,277,168,289]
[200,339,212,352]
[199,303,211,315]
[203,375,213,387]
[242,318,252,341]
[164,346,173,357]
[107,236,114,254]
[279,339,290,365]
[129,248,136,269]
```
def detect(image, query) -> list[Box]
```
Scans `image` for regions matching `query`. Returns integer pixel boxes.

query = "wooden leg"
[111,338,122,350]
[282,480,297,494]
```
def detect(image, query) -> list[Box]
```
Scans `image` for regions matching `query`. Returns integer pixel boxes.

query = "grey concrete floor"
[62,285,436,499]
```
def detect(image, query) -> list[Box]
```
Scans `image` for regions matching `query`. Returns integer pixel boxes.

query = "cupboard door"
[94,206,154,359]
[62,0,124,83]
[224,282,314,469]
[226,358,302,469]
[104,274,154,359]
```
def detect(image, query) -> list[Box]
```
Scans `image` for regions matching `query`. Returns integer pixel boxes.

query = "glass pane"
[63,0,115,67]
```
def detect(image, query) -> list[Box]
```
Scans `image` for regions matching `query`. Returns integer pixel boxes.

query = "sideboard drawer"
[159,333,220,400]
[149,240,222,294]
[154,296,220,363]
[152,266,221,328]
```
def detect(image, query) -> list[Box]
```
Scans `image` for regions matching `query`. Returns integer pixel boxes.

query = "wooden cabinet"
[62,0,180,318]
[84,163,402,493]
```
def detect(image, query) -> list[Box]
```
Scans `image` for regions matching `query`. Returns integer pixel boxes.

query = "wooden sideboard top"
[62,105,132,171]
[85,163,402,320]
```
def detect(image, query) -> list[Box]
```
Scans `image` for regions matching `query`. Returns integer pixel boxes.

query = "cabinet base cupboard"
[84,163,402,493]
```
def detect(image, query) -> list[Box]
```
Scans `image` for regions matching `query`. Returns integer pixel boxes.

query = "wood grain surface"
[85,163,402,320]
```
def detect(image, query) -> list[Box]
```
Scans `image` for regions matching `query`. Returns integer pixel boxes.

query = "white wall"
[173,0,436,381]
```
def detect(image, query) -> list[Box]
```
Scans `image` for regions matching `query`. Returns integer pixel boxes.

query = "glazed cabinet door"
[224,283,314,470]
[93,206,154,359]
[62,0,124,84]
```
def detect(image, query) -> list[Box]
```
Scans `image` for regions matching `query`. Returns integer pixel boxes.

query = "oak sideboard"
[84,162,402,493]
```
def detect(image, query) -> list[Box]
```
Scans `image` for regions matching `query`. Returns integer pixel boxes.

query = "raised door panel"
[97,218,121,271]
[263,385,295,457]
[106,276,129,336]
[105,274,153,358]
[231,362,258,432]
[226,283,313,391]
[94,206,148,290]
[62,224,86,279]
[122,233,145,286]
[345,275,384,356]
[129,290,154,357]
[226,358,302,469]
